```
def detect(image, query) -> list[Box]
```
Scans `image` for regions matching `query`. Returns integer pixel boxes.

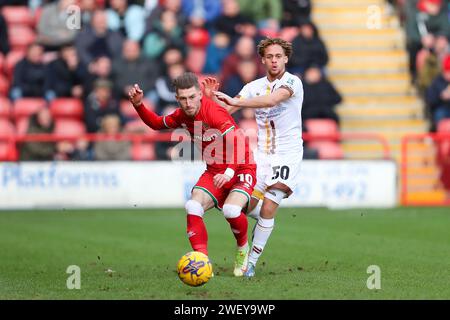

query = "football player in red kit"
[128,72,256,276]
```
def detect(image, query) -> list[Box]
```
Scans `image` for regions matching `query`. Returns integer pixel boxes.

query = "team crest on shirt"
[286,78,295,86]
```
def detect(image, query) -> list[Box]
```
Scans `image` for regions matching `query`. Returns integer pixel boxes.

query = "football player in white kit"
[212,38,304,277]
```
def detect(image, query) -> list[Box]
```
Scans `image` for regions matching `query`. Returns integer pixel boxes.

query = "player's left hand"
[214,91,238,106]
[202,77,220,98]
[213,173,231,189]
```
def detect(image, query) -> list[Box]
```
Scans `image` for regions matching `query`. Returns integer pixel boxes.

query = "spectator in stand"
[36,0,79,51]
[79,0,97,27]
[106,0,146,41]
[222,58,258,122]
[416,35,449,97]
[111,40,159,103]
[0,13,9,56]
[214,0,253,44]
[281,0,311,27]
[154,62,185,114]
[237,0,281,29]
[10,43,46,101]
[426,55,450,131]
[405,0,450,81]
[20,108,56,161]
[181,0,222,28]
[44,44,87,100]
[289,20,328,75]
[220,35,264,85]
[145,0,187,34]
[94,114,131,161]
[301,66,342,126]
[142,9,185,59]
[161,45,185,66]
[84,79,122,133]
[202,32,232,74]
[75,9,124,66]
[82,55,112,98]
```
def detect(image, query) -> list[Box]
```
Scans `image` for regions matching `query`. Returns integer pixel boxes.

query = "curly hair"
[257,37,293,58]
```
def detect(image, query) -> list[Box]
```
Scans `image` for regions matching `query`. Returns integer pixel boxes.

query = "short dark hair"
[172,72,200,92]
[257,37,293,58]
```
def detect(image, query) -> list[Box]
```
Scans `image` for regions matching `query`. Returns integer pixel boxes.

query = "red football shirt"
[135,96,254,173]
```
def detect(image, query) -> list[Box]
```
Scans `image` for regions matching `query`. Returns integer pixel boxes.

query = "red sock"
[226,212,248,247]
[186,214,208,255]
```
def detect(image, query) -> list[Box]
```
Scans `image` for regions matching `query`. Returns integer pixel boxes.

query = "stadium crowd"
[393,0,450,132]
[0,0,345,161]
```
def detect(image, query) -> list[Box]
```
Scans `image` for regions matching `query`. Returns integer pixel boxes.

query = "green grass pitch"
[0,207,449,299]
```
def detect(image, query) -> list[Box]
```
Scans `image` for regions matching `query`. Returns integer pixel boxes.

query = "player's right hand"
[128,83,144,107]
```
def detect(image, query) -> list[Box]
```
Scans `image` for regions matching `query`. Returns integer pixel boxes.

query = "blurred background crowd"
[0,0,449,162]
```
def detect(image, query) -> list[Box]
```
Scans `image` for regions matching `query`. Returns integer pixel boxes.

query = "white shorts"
[252,150,303,199]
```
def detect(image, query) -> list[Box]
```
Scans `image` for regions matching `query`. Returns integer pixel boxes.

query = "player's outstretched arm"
[128,84,172,130]
[214,88,291,109]
[202,77,241,114]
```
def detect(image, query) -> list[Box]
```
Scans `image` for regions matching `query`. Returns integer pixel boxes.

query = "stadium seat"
[120,99,155,120]
[16,117,29,136]
[131,142,156,161]
[8,25,36,51]
[305,119,339,141]
[124,119,155,134]
[4,50,26,80]
[0,142,17,161]
[0,119,15,139]
[13,98,47,121]
[1,6,35,27]
[50,98,84,120]
[54,119,86,139]
[185,28,209,48]
[437,119,450,133]
[0,97,12,118]
[0,74,10,96]
[308,140,344,160]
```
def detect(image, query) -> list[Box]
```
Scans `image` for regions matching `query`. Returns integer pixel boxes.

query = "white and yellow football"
[177,251,213,287]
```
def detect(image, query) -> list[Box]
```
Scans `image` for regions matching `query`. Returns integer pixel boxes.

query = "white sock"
[248,217,274,266]
[247,200,262,220]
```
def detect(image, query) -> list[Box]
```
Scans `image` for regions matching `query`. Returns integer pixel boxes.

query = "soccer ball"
[177,251,213,287]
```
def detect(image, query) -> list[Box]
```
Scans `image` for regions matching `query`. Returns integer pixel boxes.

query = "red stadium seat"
[437,119,450,133]
[50,98,84,120]
[305,119,339,141]
[131,142,156,161]
[185,28,210,47]
[1,6,35,27]
[0,97,12,118]
[4,50,26,80]
[124,119,155,134]
[8,25,36,51]
[0,119,15,139]
[16,117,29,136]
[0,142,18,161]
[54,119,86,139]
[120,99,154,120]
[13,98,47,120]
[308,140,344,160]
[0,74,10,96]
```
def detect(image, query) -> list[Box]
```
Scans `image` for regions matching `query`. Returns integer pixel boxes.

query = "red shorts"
[193,166,256,210]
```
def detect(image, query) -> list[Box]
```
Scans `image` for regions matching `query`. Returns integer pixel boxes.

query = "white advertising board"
[0,160,397,209]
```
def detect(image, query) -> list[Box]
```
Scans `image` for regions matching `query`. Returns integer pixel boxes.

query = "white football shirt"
[238,71,304,155]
